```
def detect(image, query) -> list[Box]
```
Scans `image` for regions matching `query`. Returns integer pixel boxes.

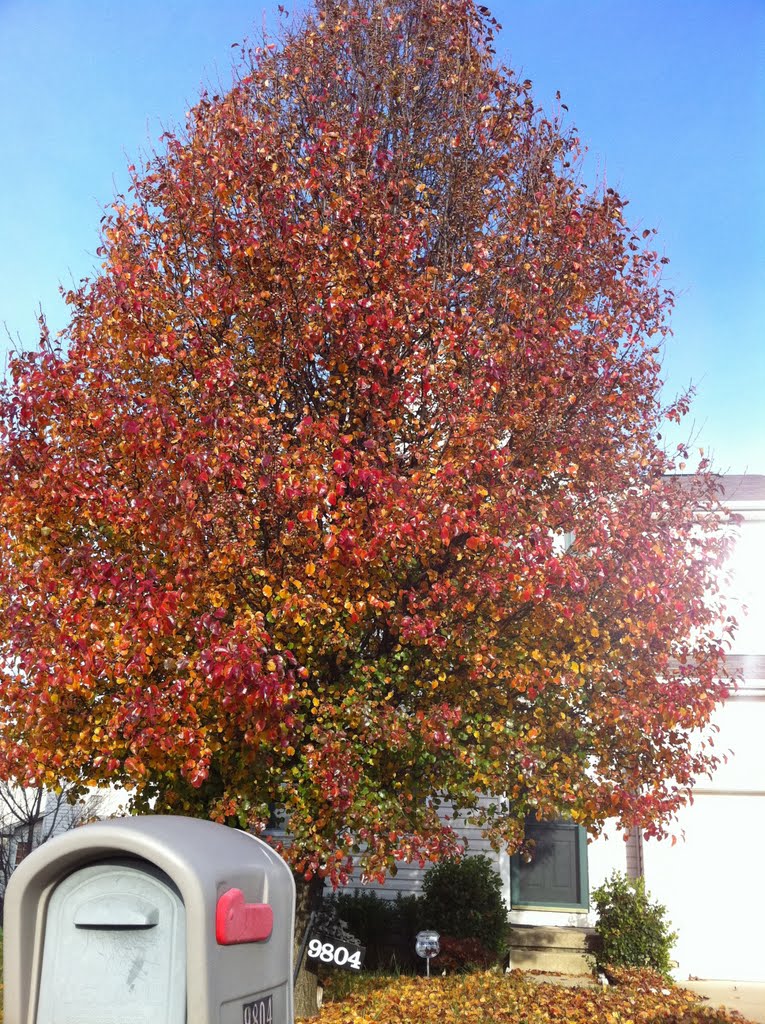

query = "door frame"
[510,818,589,912]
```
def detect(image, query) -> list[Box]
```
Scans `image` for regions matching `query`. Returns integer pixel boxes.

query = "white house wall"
[641,484,765,983]
[333,797,500,901]
[641,678,765,982]
[330,477,765,982]
[333,801,631,926]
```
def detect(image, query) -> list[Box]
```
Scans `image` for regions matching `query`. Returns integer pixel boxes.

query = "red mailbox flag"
[216,888,273,945]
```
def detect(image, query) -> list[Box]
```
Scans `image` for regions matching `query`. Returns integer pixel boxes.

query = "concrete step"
[509,947,592,974]
[508,926,597,975]
[509,925,596,951]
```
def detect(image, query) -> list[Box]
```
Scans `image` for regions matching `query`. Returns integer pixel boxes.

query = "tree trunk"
[292,874,324,1019]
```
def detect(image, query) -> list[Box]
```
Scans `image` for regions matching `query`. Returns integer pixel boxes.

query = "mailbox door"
[36,858,186,1024]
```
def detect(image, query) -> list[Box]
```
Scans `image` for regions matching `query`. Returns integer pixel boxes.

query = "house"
[638,474,765,982]
[334,474,765,983]
[0,783,125,906]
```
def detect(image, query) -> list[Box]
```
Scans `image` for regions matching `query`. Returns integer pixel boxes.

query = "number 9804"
[306,937,362,970]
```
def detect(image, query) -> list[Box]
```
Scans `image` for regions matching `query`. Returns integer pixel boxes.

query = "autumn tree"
[0,0,736,895]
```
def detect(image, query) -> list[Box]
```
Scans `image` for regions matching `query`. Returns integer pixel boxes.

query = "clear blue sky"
[1,1,763,472]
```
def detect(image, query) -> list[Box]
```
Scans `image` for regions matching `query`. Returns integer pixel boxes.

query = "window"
[14,840,31,866]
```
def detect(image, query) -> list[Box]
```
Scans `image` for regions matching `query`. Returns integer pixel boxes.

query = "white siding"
[330,800,630,929]
[642,678,765,981]
[319,480,765,980]
[333,797,498,900]
[641,488,765,982]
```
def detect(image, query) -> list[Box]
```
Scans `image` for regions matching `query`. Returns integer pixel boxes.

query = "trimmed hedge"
[421,855,507,956]
[328,855,507,971]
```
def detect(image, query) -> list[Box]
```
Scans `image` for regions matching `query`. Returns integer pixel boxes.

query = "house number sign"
[306,934,366,971]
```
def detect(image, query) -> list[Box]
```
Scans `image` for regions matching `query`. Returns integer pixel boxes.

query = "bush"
[311,896,361,948]
[433,936,496,973]
[331,891,411,970]
[591,871,677,978]
[420,855,507,956]
[333,890,398,945]
[394,892,426,947]
[324,856,507,973]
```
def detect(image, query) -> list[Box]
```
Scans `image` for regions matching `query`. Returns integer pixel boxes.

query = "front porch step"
[508,926,597,975]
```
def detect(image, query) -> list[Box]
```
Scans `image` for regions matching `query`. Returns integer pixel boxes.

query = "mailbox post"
[3,815,295,1024]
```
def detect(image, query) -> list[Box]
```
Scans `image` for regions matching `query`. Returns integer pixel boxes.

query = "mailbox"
[3,815,295,1024]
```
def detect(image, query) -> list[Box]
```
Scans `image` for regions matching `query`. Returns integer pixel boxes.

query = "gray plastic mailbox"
[3,815,295,1024]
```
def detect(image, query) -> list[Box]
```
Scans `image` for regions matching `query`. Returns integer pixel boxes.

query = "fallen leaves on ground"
[308,970,754,1024]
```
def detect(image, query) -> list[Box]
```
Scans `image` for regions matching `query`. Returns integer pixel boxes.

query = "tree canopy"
[0,0,737,884]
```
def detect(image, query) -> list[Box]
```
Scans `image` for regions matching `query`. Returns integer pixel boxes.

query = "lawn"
[0,943,754,1023]
[308,970,755,1024]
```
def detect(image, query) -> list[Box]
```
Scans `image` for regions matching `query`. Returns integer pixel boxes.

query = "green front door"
[511,817,589,911]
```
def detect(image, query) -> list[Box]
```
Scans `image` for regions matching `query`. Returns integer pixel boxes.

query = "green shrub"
[312,896,361,947]
[326,856,507,972]
[420,855,507,956]
[394,892,426,945]
[333,890,398,946]
[330,891,410,970]
[591,871,677,978]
